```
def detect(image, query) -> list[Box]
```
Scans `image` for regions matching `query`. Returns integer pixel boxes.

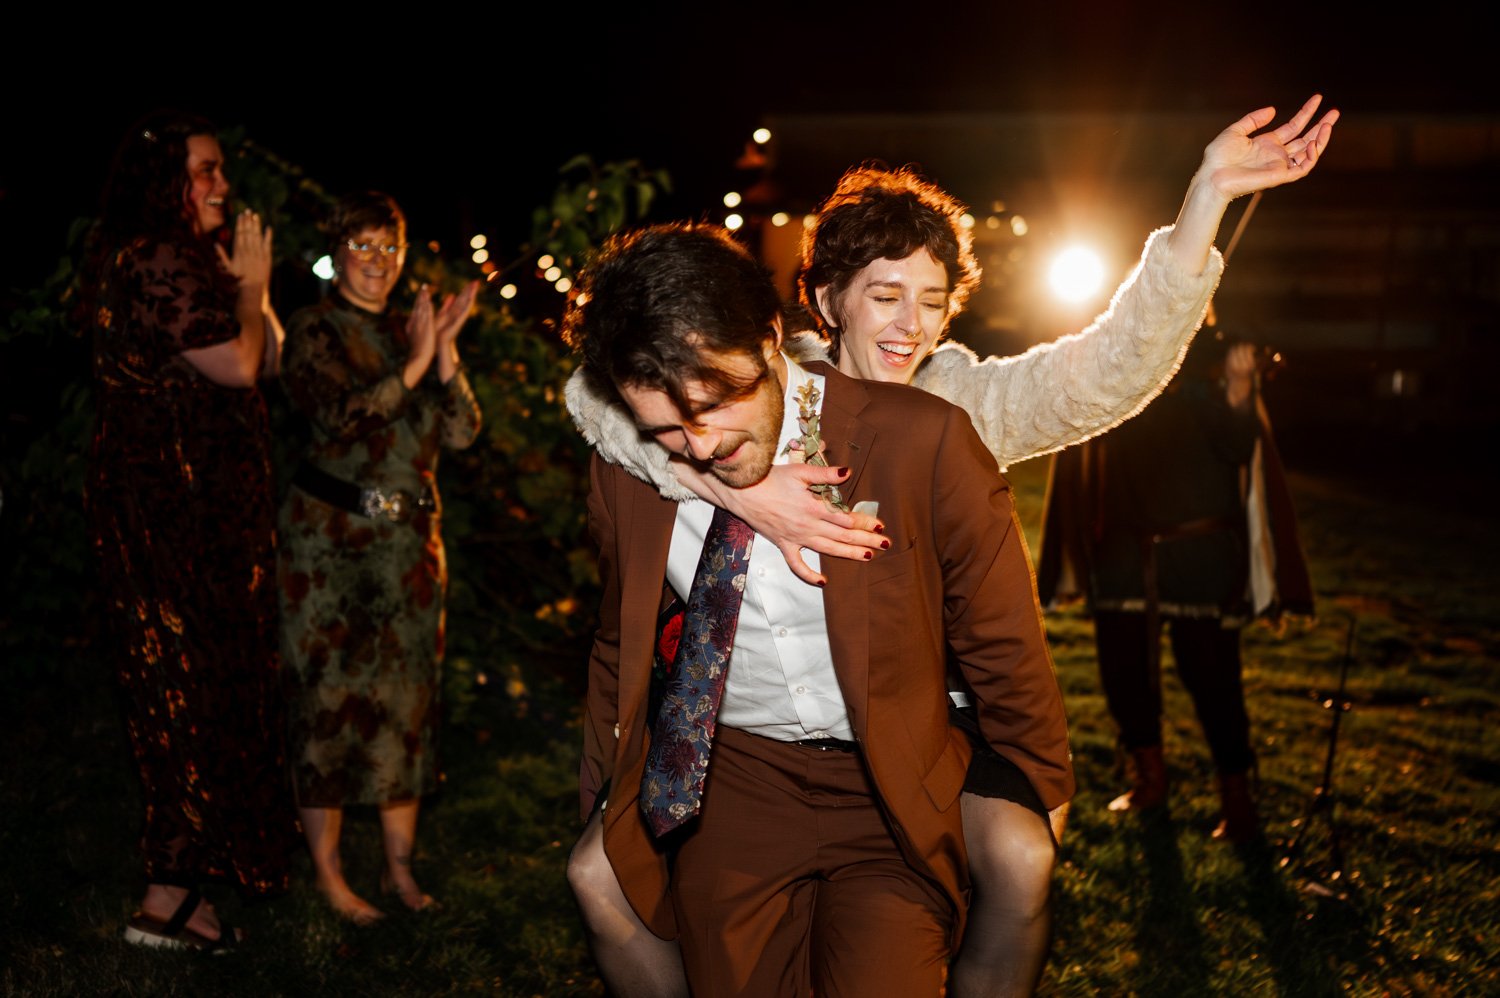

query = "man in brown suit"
[566,223,1072,995]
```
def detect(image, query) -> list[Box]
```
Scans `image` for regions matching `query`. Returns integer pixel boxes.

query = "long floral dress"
[278,294,482,806]
[86,238,296,894]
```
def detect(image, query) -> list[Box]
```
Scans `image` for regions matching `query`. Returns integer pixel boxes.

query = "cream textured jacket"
[565,226,1223,497]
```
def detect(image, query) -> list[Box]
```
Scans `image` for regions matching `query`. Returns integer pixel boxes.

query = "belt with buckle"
[794,737,859,752]
[292,464,434,525]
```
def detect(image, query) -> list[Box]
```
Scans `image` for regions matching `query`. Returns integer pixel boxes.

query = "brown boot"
[1107,746,1168,812]
[1211,771,1261,843]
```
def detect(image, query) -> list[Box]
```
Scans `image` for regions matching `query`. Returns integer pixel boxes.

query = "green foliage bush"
[0,131,669,680]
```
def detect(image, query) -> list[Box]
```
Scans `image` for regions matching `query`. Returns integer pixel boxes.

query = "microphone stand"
[1280,617,1355,891]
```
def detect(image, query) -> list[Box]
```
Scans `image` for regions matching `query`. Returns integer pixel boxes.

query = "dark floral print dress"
[86,238,296,895]
[278,294,481,806]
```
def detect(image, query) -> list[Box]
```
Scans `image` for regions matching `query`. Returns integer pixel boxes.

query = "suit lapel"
[804,363,875,737]
[617,477,679,728]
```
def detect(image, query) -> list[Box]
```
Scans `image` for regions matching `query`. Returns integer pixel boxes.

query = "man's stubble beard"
[709,382,784,490]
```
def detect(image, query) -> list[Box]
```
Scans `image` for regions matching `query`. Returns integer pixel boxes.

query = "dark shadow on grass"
[1232,838,1347,997]
[1128,811,1214,998]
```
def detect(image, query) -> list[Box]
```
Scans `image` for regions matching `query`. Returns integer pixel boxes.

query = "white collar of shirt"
[664,352,851,741]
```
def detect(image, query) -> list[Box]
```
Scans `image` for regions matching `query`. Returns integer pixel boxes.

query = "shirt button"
[778,627,789,638]
[795,685,806,695]
[757,567,767,577]
[613,723,621,738]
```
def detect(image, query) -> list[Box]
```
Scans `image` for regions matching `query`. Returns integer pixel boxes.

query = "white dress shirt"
[665,354,853,742]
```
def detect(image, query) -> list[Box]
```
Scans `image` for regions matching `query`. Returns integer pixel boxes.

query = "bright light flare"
[723,191,742,208]
[544,266,562,281]
[555,277,573,293]
[499,283,518,299]
[753,127,771,143]
[313,255,335,280]
[1047,246,1106,304]
[959,213,976,230]
[538,254,555,269]
[724,213,744,231]
[1011,215,1029,237]
[472,248,490,264]
[469,234,487,249]
[771,212,789,227]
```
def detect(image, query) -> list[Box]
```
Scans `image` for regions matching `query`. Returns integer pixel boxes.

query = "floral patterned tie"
[639,506,755,836]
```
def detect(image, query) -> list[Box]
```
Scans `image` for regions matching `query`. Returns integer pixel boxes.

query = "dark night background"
[3,9,1496,494]
[2,10,1489,283]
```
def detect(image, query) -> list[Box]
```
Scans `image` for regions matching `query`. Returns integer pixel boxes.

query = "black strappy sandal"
[123,887,242,953]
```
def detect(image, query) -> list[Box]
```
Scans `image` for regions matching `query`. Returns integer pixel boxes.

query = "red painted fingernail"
[881,540,890,550]
[863,550,873,560]
[873,523,884,533]
[816,579,826,587]
[837,467,849,476]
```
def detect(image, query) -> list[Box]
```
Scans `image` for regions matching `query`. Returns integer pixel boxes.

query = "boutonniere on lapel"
[782,382,879,518]
[782,382,849,511]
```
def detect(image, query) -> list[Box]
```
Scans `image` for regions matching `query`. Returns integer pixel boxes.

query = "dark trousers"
[1094,610,1254,775]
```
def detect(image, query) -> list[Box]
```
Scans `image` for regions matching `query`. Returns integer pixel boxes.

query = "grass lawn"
[3,456,1496,996]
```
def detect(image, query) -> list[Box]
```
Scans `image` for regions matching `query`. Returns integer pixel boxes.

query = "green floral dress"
[278,293,481,806]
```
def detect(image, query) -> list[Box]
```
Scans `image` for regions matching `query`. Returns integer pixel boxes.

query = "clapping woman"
[278,192,481,923]
[85,111,295,950]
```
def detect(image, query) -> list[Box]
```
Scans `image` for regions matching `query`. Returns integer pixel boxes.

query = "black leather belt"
[795,738,859,752]
[292,464,434,524]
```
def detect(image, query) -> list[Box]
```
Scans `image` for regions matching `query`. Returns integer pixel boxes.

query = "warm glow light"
[959,213,976,229]
[555,277,573,293]
[771,212,790,227]
[753,127,771,143]
[803,214,817,228]
[313,255,335,280]
[537,254,555,269]
[472,248,490,264]
[723,191,742,208]
[1010,215,1029,237]
[1048,246,1106,304]
[544,265,562,281]
[469,234,487,249]
[500,283,518,299]
[481,261,496,274]
[985,216,1002,230]
[724,213,744,231]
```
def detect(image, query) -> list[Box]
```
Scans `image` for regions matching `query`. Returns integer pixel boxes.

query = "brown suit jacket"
[579,361,1074,945]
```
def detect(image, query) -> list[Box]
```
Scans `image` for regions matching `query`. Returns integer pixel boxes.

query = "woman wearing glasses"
[278,191,481,923]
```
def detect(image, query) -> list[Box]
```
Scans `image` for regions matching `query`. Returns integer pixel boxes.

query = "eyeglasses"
[344,239,407,260]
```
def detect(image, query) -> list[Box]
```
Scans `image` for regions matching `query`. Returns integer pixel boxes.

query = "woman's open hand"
[1201,94,1339,201]
[214,210,273,300]
[403,285,437,388]
[677,462,886,586]
[434,280,479,347]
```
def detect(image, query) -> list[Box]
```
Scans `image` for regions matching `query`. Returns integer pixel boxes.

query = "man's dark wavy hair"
[798,166,981,361]
[564,223,783,416]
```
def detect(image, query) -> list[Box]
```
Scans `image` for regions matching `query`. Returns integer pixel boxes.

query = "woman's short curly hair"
[326,191,406,255]
[798,166,981,360]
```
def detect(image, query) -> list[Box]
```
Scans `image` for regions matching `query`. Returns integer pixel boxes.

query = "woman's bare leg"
[379,798,436,911]
[950,793,1058,998]
[567,808,689,998]
[300,805,383,924]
